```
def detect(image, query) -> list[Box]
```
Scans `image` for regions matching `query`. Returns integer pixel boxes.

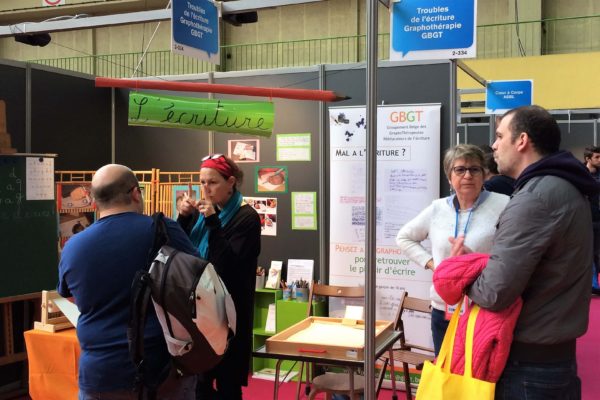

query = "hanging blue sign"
[485,80,534,115]
[172,0,220,64]
[390,0,477,61]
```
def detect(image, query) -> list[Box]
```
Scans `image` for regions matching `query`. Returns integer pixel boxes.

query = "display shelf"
[253,328,276,336]
[251,287,327,380]
[276,299,327,332]
[253,288,282,335]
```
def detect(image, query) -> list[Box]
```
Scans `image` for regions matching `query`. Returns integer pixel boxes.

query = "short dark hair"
[479,145,499,175]
[485,153,498,174]
[91,168,139,208]
[584,146,600,161]
[502,105,561,155]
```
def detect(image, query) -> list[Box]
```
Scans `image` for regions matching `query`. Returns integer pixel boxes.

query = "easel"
[33,291,73,333]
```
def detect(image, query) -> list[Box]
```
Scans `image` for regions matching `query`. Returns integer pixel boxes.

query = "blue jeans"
[495,359,581,400]
[331,395,364,400]
[431,308,449,356]
[79,375,197,400]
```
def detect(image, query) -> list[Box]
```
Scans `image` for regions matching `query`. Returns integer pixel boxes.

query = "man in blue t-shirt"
[58,164,199,400]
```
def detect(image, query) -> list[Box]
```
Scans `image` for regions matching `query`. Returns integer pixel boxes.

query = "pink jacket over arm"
[433,253,522,382]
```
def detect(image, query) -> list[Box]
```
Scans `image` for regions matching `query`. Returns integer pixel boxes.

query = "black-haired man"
[453,106,599,399]
[584,146,600,295]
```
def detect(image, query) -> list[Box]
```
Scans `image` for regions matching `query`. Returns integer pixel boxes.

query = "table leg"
[349,367,355,399]
[274,359,283,400]
[295,361,305,400]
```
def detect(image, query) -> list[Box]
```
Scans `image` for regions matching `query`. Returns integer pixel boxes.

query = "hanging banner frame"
[328,103,441,347]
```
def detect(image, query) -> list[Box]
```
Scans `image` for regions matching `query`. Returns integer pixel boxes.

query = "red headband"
[201,156,233,178]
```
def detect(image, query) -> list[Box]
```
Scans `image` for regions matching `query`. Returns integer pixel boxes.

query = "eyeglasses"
[201,154,224,162]
[126,185,141,194]
[452,166,484,176]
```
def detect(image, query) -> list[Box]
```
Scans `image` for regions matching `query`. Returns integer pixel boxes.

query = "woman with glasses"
[396,144,509,355]
[177,154,261,400]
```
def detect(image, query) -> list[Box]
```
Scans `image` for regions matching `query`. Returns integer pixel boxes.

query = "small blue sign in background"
[173,0,218,56]
[392,0,475,57]
[486,80,533,114]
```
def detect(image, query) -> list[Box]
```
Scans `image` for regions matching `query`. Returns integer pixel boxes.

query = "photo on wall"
[256,166,287,193]
[244,196,278,236]
[57,184,93,210]
[59,212,95,250]
[228,139,260,163]
[172,185,201,218]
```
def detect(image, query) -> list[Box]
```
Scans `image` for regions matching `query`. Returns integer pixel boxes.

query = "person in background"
[396,144,509,355]
[480,144,515,196]
[583,146,600,295]
[178,154,261,400]
[453,105,599,399]
[58,164,199,400]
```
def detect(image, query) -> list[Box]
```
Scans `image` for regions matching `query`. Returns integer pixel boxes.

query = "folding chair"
[376,292,435,400]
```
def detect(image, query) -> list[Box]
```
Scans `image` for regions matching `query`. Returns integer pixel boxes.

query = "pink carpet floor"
[243,296,600,400]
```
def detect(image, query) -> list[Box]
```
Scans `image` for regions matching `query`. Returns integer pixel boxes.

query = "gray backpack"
[149,244,236,373]
[128,213,236,396]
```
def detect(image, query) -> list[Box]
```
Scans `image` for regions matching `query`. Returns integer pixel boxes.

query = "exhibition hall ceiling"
[0,0,167,25]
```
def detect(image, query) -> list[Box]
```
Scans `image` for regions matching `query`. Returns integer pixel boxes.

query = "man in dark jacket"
[452,105,599,400]
[583,146,600,295]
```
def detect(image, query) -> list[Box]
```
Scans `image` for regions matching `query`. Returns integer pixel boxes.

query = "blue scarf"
[189,190,243,258]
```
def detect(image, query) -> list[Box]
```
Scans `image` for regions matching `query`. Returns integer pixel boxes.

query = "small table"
[24,328,80,400]
[253,330,401,399]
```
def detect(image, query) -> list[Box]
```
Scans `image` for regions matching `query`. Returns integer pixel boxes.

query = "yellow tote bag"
[415,300,495,400]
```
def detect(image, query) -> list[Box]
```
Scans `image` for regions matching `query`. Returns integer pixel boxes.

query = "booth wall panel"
[213,72,322,278]
[30,68,111,170]
[324,62,454,198]
[0,62,26,153]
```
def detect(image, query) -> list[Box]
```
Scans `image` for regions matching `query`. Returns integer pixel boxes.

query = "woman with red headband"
[178,154,261,400]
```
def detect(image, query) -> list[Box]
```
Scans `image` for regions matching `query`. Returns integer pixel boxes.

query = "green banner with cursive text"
[128,92,274,137]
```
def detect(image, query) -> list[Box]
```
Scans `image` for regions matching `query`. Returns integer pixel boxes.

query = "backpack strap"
[146,212,169,270]
[128,270,153,399]
[158,248,179,339]
[127,212,170,399]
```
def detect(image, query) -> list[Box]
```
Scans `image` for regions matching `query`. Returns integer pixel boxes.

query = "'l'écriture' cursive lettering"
[129,93,274,137]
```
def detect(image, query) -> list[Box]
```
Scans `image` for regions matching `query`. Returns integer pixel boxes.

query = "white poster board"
[286,259,314,287]
[328,104,440,349]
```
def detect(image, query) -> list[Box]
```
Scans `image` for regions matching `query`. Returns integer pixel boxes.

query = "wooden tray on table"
[266,316,393,361]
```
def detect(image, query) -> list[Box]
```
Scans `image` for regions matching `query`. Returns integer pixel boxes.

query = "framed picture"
[244,196,278,236]
[172,185,201,218]
[228,139,260,163]
[59,211,95,250]
[57,183,93,210]
[256,166,288,193]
